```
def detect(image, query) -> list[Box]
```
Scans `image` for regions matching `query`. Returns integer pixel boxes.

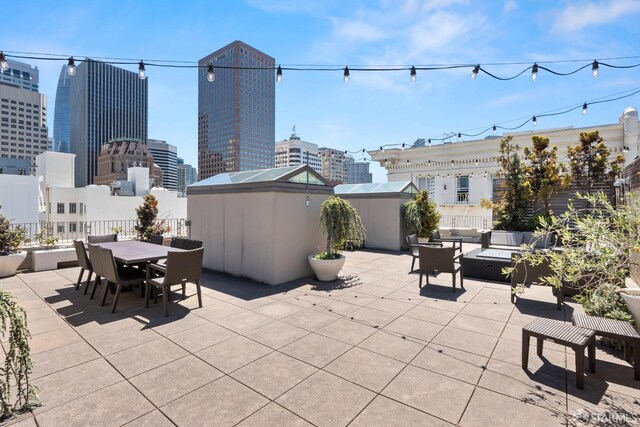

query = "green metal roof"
[334,181,417,195]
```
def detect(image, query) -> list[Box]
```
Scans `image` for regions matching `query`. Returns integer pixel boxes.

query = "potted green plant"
[309,196,366,281]
[0,215,27,278]
[402,190,440,240]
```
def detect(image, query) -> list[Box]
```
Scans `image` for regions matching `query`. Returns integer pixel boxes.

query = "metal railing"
[440,215,491,230]
[436,194,484,205]
[10,218,188,246]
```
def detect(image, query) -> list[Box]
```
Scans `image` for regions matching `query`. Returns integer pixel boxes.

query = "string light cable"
[2,50,640,81]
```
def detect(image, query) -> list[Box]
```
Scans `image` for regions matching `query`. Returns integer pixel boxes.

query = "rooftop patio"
[2,244,639,426]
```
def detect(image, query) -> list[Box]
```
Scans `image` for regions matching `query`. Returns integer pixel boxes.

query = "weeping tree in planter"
[309,197,366,281]
[0,289,38,420]
[402,190,440,239]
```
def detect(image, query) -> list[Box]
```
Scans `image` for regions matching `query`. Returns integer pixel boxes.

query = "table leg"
[575,346,585,389]
[537,337,544,357]
[522,330,530,370]
[588,339,596,373]
[634,338,640,381]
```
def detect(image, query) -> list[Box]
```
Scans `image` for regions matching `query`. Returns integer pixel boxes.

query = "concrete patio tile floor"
[1,245,640,426]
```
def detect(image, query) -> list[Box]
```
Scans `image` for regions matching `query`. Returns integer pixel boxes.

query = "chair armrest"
[411,242,443,249]
[147,262,166,278]
[453,253,464,261]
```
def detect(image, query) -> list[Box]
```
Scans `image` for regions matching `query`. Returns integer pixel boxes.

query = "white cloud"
[331,17,387,43]
[551,0,640,33]
[502,0,517,15]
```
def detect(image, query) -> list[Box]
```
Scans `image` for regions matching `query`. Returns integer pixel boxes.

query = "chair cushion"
[491,231,522,246]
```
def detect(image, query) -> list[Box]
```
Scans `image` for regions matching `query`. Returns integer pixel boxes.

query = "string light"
[532,115,537,126]
[582,102,588,115]
[531,63,538,81]
[207,64,215,82]
[428,139,431,146]
[0,52,7,71]
[471,64,480,80]
[138,60,146,80]
[410,65,416,83]
[67,57,75,76]
[343,66,349,83]
[457,132,461,142]
[592,60,599,78]
[276,65,282,82]
[492,125,497,135]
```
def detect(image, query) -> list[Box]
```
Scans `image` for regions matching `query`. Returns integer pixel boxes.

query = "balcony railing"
[437,193,484,205]
[440,215,491,230]
[10,218,188,246]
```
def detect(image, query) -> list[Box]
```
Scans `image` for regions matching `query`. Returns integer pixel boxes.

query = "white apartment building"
[275,133,322,174]
[370,107,639,229]
[36,152,186,236]
[319,147,346,185]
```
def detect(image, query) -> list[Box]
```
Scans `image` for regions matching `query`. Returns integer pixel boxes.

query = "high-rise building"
[198,41,275,179]
[319,147,346,185]
[53,65,70,153]
[0,60,48,174]
[0,60,39,92]
[94,138,163,187]
[147,138,178,190]
[275,131,322,173]
[345,155,372,184]
[177,157,198,197]
[70,59,147,187]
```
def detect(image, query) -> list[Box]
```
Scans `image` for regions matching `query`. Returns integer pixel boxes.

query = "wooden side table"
[523,318,596,389]
[572,313,640,381]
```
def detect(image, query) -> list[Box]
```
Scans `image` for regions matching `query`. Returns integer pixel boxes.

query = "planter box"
[32,248,78,272]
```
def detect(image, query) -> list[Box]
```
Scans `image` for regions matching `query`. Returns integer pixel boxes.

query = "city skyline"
[1,1,640,182]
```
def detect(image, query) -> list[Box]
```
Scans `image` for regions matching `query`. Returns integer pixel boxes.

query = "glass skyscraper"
[70,60,147,187]
[147,138,178,191]
[53,65,70,153]
[198,41,275,179]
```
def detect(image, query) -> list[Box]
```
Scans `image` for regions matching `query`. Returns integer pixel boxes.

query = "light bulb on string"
[138,60,146,80]
[67,57,76,76]
[0,52,7,72]
[592,60,599,78]
[207,64,215,82]
[470,64,480,80]
[410,65,416,83]
[531,63,538,81]
[492,125,497,135]
[427,139,431,146]
[276,65,282,82]
[343,66,349,83]
[457,133,461,142]
[582,103,588,115]
[532,115,537,126]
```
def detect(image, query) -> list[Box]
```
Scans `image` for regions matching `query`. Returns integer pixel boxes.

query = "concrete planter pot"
[618,288,640,323]
[0,252,27,278]
[308,254,346,281]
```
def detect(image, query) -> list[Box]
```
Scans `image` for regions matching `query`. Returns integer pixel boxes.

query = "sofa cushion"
[491,231,522,247]
[522,231,552,249]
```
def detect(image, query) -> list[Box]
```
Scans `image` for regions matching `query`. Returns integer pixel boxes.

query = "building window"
[417,177,426,190]
[57,203,64,214]
[57,223,65,233]
[69,203,77,214]
[80,222,85,232]
[457,175,469,203]
[428,178,436,200]
[80,203,84,215]
[69,222,77,232]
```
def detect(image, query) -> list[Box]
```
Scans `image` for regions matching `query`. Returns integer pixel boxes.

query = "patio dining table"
[94,240,187,264]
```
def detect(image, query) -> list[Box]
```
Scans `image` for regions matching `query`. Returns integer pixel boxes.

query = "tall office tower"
[53,65,70,152]
[0,60,48,174]
[147,139,178,190]
[70,59,147,187]
[177,157,198,197]
[198,41,275,179]
[275,131,322,173]
[319,147,347,185]
[0,60,39,92]
[345,155,372,184]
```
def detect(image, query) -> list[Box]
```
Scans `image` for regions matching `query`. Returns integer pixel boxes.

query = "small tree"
[567,130,624,191]
[524,135,565,219]
[134,194,159,241]
[317,196,366,259]
[0,216,25,255]
[402,190,440,238]
[492,136,532,230]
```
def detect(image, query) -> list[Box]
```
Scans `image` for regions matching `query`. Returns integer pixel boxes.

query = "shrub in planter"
[402,190,440,239]
[0,215,27,278]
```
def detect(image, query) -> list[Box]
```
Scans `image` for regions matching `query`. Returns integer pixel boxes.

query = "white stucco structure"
[370,107,639,229]
[0,174,39,224]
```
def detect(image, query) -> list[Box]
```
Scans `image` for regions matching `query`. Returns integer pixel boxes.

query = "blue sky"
[2,0,640,182]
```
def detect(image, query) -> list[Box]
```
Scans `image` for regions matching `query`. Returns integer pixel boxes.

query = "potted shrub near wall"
[309,196,366,281]
[0,215,27,278]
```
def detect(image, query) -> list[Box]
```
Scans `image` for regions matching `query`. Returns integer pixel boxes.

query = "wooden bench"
[522,318,596,389]
[572,314,640,380]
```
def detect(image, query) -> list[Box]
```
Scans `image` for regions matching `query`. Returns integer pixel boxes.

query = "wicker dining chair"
[73,240,94,293]
[417,245,464,292]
